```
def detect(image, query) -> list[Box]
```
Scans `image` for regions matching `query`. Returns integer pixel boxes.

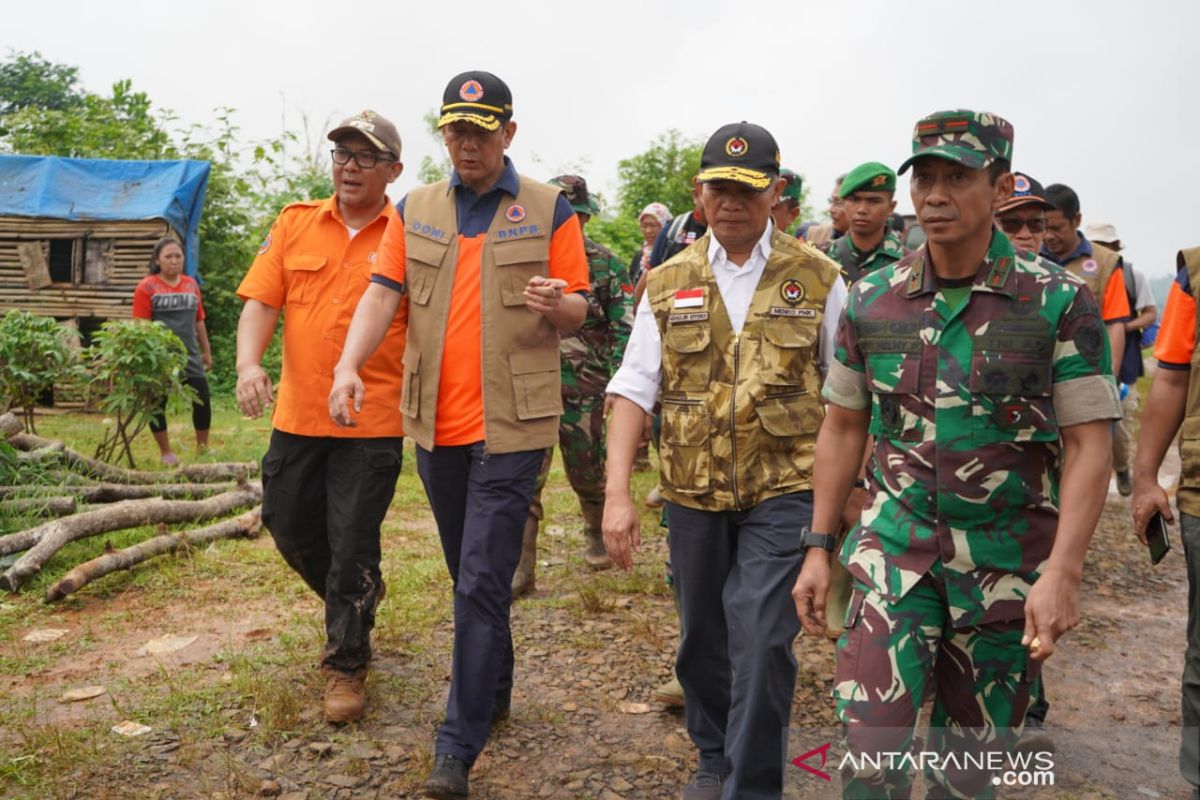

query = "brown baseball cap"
[327,110,402,160]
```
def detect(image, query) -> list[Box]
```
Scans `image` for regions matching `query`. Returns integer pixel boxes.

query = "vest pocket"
[757,394,820,488]
[400,349,420,418]
[1181,417,1200,489]
[510,350,562,420]
[406,235,449,307]
[967,351,1055,444]
[494,238,549,307]
[660,400,711,495]
[760,320,818,386]
[282,254,327,306]
[663,324,712,392]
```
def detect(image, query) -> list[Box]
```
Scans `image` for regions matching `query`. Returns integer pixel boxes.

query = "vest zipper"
[730,333,742,510]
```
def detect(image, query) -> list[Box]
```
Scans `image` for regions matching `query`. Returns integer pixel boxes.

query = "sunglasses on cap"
[996,216,1046,235]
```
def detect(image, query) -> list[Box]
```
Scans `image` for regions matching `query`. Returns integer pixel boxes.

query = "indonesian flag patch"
[674,288,704,308]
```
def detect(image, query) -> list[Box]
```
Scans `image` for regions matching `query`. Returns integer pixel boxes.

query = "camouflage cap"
[548,174,600,217]
[897,109,1013,175]
[780,169,803,204]
[839,161,896,197]
[327,110,402,159]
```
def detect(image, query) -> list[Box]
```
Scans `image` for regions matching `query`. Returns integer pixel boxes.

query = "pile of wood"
[0,412,263,602]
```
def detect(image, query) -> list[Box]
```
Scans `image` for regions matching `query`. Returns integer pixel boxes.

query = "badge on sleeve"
[674,288,704,308]
[258,233,272,255]
[506,204,526,223]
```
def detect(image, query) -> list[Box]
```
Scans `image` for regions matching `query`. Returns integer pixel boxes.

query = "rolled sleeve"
[1054,374,1122,426]
[605,294,660,413]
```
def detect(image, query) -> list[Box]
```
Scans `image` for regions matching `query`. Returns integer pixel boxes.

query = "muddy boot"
[652,675,685,708]
[511,515,539,598]
[322,666,368,724]
[580,500,611,570]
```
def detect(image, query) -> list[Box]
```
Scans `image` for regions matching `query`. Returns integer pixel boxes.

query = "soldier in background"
[793,110,1120,798]
[797,173,848,251]
[1086,221,1157,497]
[511,175,634,597]
[825,161,906,283]
[770,168,803,234]
[606,121,845,799]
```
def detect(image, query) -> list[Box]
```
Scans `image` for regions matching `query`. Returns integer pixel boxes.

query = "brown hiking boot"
[652,675,685,708]
[511,515,539,598]
[581,501,611,570]
[322,666,367,724]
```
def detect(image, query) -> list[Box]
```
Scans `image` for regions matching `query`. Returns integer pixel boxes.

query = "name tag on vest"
[669,311,709,324]
[769,306,817,318]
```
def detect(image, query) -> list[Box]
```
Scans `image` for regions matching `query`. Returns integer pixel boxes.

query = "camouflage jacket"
[561,237,634,397]
[823,230,1121,627]
[826,229,907,284]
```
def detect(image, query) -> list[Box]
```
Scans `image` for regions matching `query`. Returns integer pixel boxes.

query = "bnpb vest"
[648,231,840,511]
[1063,242,1121,311]
[1177,247,1200,516]
[400,177,563,454]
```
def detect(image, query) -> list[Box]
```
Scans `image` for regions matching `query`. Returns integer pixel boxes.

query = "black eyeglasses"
[330,148,395,169]
[997,217,1046,235]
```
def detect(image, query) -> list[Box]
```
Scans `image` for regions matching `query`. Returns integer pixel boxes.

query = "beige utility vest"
[1177,247,1200,516]
[1062,242,1121,308]
[648,231,840,511]
[400,177,563,454]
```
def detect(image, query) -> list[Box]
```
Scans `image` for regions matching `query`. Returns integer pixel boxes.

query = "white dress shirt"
[607,223,848,413]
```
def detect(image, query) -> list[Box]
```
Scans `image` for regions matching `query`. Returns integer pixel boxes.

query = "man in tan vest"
[605,122,846,800]
[1041,182,1130,368]
[329,70,588,799]
[1133,246,1200,800]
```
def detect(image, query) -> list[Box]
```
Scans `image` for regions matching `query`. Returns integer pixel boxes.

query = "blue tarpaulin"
[0,154,210,278]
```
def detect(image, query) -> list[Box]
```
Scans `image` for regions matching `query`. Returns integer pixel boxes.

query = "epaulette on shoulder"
[279,198,323,214]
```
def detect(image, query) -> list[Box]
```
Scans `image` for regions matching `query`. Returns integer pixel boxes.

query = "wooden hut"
[0,155,209,336]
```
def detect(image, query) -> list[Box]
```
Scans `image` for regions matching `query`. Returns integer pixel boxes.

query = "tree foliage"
[88,321,195,468]
[0,311,83,434]
[0,50,81,119]
[615,130,703,222]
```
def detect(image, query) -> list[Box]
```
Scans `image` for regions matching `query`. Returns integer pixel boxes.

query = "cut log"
[7,433,257,484]
[44,507,262,603]
[0,412,22,440]
[0,482,236,502]
[0,496,76,517]
[0,483,263,592]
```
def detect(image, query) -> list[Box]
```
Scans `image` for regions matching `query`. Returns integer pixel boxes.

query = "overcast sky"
[4,0,1196,278]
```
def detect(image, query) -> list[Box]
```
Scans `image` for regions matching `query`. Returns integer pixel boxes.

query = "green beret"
[839,161,897,198]
[780,168,803,203]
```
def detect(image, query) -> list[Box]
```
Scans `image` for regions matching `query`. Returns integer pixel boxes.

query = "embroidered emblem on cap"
[1081,258,1099,275]
[258,233,272,255]
[459,80,484,102]
[725,137,748,157]
[871,174,888,187]
[505,204,526,223]
[1013,174,1031,193]
[781,279,806,306]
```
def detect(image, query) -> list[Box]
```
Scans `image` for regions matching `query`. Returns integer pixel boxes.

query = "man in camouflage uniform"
[793,110,1121,799]
[606,121,846,800]
[825,161,907,283]
[511,175,634,596]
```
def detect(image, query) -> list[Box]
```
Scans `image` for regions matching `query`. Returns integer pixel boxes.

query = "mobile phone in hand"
[1146,511,1172,565]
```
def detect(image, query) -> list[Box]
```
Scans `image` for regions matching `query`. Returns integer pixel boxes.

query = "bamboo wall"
[0,217,171,321]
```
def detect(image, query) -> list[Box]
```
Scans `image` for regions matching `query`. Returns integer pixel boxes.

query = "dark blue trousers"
[668,491,812,800]
[417,443,543,764]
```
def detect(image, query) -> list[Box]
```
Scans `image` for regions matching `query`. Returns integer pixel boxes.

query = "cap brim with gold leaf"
[436,70,513,131]
[695,121,781,191]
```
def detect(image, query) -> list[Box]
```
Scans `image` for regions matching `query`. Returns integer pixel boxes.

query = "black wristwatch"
[852,478,867,490]
[800,529,837,552]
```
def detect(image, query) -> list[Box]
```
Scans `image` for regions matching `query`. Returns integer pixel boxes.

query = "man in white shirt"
[604,121,846,800]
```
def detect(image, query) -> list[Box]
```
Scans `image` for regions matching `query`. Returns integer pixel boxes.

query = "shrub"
[0,310,82,433]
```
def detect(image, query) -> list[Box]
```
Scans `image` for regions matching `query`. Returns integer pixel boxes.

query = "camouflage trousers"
[529,394,607,520]
[835,560,1039,799]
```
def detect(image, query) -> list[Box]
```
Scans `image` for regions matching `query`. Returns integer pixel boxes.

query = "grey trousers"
[667,491,812,800]
[1181,513,1200,790]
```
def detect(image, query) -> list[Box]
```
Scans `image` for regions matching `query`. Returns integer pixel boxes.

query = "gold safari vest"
[400,176,563,454]
[1062,241,1120,308]
[647,230,841,511]
[1177,247,1200,516]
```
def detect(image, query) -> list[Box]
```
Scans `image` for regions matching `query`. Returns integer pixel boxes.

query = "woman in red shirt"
[131,238,213,465]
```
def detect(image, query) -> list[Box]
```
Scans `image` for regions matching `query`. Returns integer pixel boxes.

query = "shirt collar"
[1041,230,1091,265]
[448,156,520,198]
[905,228,1017,298]
[707,220,775,270]
[322,194,397,226]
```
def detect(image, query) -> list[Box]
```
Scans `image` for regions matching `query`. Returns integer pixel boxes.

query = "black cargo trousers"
[261,430,404,672]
